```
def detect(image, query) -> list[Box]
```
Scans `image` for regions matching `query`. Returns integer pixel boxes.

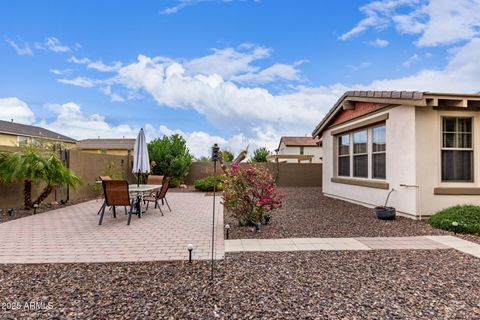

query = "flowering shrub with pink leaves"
[222,162,283,226]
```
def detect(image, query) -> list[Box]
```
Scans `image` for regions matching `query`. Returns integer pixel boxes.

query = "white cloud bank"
[0,98,36,124]
[341,0,480,47]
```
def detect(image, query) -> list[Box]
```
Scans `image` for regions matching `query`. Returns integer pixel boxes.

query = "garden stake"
[211,143,220,282]
[187,244,193,263]
[452,221,459,235]
[225,224,230,239]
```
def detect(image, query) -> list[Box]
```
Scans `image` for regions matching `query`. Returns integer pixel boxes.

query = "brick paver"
[0,193,224,263]
[225,236,480,258]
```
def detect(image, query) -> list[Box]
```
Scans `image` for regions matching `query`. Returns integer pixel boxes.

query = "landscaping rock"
[0,250,478,319]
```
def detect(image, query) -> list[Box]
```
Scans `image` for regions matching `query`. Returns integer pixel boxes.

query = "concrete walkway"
[225,236,480,258]
[0,192,224,264]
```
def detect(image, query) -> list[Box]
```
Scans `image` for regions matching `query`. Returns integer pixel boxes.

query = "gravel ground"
[226,187,456,239]
[0,198,93,224]
[0,250,478,319]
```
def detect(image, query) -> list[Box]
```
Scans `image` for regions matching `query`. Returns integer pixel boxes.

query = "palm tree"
[0,147,81,209]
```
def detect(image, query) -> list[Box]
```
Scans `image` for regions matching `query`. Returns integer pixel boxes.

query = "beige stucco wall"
[322,106,418,217]
[277,142,323,163]
[0,133,19,147]
[415,107,480,216]
[79,149,131,156]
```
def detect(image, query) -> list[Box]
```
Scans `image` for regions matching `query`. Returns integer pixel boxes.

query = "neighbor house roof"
[77,138,136,150]
[281,136,320,147]
[0,120,76,143]
[312,91,480,137]
[276,136,320,152]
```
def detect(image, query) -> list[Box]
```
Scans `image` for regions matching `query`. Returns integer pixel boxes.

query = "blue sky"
[1,0,480,156]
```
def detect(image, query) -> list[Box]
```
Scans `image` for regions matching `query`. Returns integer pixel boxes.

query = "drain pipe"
[399,184,421,220]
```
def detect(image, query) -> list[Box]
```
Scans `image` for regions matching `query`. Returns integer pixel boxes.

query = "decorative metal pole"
[211,143,220,282]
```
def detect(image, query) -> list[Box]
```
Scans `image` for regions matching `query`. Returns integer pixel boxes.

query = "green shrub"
[251,147,270,162]
[148,134,193,186]
[194,175,223,192]
[428,205,480,235]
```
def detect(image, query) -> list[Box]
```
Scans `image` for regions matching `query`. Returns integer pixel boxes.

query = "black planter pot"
[374,206,396,220]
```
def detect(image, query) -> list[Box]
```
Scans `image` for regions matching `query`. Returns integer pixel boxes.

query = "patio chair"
[147,174,163,185]
[97,175,113,215]
[144,177,171,215]
[99,180,135,226]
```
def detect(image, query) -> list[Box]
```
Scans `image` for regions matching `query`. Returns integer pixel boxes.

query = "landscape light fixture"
[452,221,459,235]
[187,243,193,263]
[7,208,13,216]
[225,224,230,239]
[210,143,220,282]
[33,203,39,215]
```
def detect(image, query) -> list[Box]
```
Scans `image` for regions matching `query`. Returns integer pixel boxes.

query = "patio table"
[129,184,162,217]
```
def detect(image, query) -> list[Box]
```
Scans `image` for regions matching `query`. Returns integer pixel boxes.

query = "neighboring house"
[76,138,135,156]
[270,136,322,163]
[0,119,76,148]
[313,90,480,219]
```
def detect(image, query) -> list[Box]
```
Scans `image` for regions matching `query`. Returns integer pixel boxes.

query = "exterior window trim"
[333,121,387,182]
[440,116,474,183]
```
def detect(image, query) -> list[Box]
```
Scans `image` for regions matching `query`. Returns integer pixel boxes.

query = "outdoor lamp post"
[210,143,220,282]
[7,208,13,216]
[452,221,459,235]
[33,203,39,215]
[187,243,193,263]
[225,224,230,239]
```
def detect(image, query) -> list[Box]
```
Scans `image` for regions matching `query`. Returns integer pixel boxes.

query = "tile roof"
[77,139,136,150]
[0,120,76,142]
[281,136,320,147]
[312,91,480,137]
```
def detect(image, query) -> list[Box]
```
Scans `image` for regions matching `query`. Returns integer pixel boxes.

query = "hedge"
[428,204,480,235]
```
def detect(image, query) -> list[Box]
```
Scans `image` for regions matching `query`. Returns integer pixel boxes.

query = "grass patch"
[428,205,480,235]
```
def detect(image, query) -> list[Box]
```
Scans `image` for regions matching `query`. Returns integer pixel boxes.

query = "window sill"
[434,187,480,195]
[331,177,389,190]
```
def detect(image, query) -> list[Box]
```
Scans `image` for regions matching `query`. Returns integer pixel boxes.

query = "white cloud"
[231,63,302,83]
[184,46,270,79]
[341,0,480,47]
[58,76,97,88]
[42,102,137,140]
[368,38,390,47]
[68,56,122,72]
[160,0,258,15]
[402,53,420,67]
[49,68,71,76]
[368,38,480,91]
[35,37,71,53]
[5,38,33,56]
[0,97,35,124]
[346,62,372,71]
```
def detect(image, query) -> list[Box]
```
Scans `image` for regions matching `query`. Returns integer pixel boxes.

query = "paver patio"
[0,192,224,263]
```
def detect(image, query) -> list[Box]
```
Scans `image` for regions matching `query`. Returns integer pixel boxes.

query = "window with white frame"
[336,123,386,180]
[18,136,28,146]
[300,146,304,155]
[338,134,350,176]
[372,125,386,179]
[441,117,473,182]
[353,130,368,178]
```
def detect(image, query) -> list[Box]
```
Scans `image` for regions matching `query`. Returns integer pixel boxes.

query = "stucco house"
[0,119,76,148]
[76,138,135,156]
[270,136,322,163]
[313,90,480,219]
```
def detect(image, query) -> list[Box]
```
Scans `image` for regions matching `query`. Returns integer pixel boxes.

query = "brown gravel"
[0,250,478,319]
[0,198,93,224]
[225,187,459,239]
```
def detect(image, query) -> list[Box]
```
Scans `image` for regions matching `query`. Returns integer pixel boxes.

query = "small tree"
[251,147,270,162]
[0,147,82,209]
[148,134,193,186]
[223,162,283,226]
[222,150,234,162]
